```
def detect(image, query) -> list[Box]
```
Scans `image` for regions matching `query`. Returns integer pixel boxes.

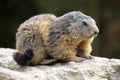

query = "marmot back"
[13,11,99,66]
[14,14,58,66]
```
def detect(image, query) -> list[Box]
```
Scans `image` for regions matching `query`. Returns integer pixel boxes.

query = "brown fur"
[13,11,99,66]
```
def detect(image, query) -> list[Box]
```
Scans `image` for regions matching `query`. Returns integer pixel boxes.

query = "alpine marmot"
[13,11,99,66]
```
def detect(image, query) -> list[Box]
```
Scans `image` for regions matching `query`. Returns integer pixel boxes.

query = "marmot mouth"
[88,33,98,38]
[94,34,98,37]
[88,35,98,38]
[87,35,94,38]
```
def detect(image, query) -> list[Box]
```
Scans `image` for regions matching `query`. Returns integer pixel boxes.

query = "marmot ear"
[70,15,76,22]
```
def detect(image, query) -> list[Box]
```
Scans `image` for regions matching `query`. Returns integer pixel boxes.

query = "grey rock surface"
[0,48,120,80]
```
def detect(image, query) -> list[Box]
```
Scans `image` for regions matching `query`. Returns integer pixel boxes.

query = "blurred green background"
[0,0,120,58]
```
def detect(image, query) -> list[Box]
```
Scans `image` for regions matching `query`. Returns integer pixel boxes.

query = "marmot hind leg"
[30,49,57,65]
[30,59,57,66]
[40,58,57,65]
[48,46,83,62]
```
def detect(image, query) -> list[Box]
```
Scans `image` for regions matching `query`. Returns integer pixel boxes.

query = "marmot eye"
[82,21,88,26]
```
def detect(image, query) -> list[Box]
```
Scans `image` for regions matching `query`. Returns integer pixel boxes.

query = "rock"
[0,48,120,80]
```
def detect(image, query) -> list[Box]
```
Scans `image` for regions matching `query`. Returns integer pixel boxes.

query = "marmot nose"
[93,25,99,36]
[94,31,99,37]
[94,31,98,35]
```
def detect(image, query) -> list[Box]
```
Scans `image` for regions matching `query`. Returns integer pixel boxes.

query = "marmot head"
[58,11,99,40]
